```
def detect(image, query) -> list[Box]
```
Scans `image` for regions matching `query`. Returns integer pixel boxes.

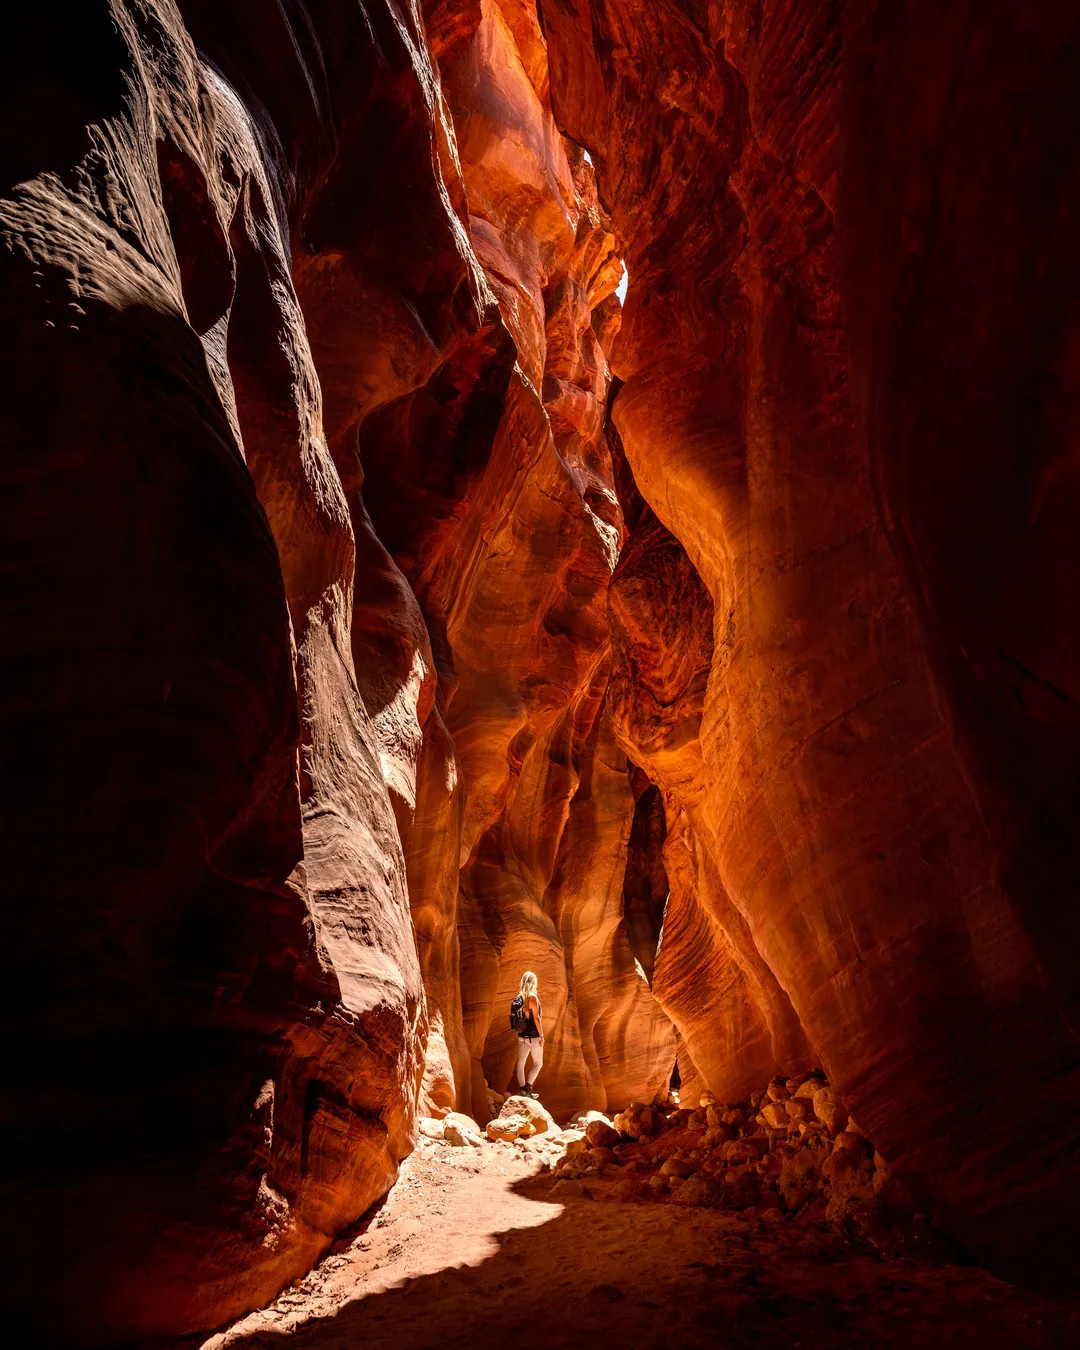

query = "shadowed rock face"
[0,1,669,1341]
[540,0,1080,1289]
[2,0,1080,1341]
[0,0,457,1339]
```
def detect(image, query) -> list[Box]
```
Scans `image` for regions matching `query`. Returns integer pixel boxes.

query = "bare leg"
[525,1039,544,1086]
[515,1037,529,1088]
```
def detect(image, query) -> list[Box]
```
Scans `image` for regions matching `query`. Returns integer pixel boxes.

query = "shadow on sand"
[209,1172,1080,1350]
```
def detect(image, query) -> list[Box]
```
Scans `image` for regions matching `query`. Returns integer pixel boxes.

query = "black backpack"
[509,994,526,1032]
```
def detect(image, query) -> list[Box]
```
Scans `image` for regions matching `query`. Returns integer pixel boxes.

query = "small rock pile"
[549,1071,949,1259]
[418,1110,487,1147]
[416,1094,564,1159]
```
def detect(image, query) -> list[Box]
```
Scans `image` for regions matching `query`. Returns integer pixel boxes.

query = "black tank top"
[520,996,542,1039]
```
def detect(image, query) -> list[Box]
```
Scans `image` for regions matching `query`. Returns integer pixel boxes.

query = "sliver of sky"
[578,147,627,305]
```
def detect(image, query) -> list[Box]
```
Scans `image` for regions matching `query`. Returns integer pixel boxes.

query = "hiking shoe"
[519,1084,536,1098]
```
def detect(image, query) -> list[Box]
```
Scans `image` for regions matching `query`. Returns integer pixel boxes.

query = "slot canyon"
[2,0,1080,1345]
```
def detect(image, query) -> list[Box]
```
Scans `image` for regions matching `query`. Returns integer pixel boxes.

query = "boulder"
[571,1110,615,1130]
[660,1158,696,1178]
[671,1176,725,1208]
[585,1120,621,1150]
[443,1112,485,1147]
[445,1111,482,1134]
[823,1150,875,1210]
[417,1117,445,1140]
[782,1186,810,1213]
[487,1116,534,1142]
[780,1148,821,1193]
[812,1088,848,1135]
[833,1129,873,1160]
[501,1094,558,1136]
[613,1103,659,1139]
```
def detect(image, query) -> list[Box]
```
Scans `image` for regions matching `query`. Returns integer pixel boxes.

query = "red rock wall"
[0,0,478,1337]
[540,0,1080,1287]
[607,414,812,1101]
[354,0,675,1129]
[5,0,1080,1338]
[0,2,673,1340]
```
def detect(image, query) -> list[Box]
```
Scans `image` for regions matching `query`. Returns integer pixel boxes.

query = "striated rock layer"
[540,0,1080,1288]
[0,1,672,1342]
[354,0,674,1129]
[0,0,467,1339]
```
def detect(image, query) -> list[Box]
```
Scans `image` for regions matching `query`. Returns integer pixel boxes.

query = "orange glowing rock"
[541,0,1080,1289]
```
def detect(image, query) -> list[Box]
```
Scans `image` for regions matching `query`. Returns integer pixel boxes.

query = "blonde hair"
[519,970,538,1001]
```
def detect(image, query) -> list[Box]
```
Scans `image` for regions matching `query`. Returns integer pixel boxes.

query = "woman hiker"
[514,970,544,1098]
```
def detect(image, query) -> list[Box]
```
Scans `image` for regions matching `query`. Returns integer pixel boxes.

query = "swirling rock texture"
[0,1,670,1342]
[3,0,1080,1343]
[354,0,674,1128]
[541,0,1080,1293]
[607,409,812,1108]
[0,0,462,1340]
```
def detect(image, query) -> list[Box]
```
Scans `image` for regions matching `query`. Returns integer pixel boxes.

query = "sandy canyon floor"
[195,1140,1080,1350]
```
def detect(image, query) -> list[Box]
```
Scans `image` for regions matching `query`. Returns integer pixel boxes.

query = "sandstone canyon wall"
[3,0,1080,1343]
[540,0,1080,1289]
[0,1,670,1343]
[354,0,674,1129]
